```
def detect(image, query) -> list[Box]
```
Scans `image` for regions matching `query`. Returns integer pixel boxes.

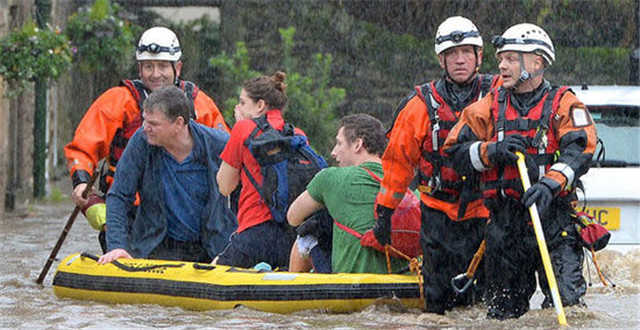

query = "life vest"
[481,86,570,200]
[414,74,497,203]
[100,79,199,193]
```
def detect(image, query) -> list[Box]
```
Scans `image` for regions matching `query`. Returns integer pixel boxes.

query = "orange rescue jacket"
[65,79,229,192]
[443,85,598,200]
[377,74,500,221]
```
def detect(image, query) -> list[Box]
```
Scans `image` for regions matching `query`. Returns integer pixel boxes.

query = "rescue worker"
[443,23,596,319]
[373,16,500,315]
[64,26,229,252]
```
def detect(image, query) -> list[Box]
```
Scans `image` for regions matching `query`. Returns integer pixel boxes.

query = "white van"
[571,85,640,251]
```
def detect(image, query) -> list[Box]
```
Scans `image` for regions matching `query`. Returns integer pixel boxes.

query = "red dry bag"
[333,166,422,259]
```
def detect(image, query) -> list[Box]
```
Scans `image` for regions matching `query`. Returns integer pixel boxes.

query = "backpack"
[333,166,422,259]
[243,115,328,224]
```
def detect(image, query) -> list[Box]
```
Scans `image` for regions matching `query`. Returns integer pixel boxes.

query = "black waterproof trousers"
[484,197,586,320]
[421,204,487,314]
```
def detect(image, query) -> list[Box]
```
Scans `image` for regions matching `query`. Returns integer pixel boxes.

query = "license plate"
[581,207,621,230]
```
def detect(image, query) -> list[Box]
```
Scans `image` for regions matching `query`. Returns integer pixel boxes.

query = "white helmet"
[434,16,483,55]
[136,27,182,62]
[492,23,555,65]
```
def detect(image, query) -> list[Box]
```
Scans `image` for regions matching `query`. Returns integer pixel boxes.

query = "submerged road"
[1,193,638,329]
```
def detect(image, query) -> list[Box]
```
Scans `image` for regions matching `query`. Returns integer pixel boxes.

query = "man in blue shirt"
[98,86,236,264]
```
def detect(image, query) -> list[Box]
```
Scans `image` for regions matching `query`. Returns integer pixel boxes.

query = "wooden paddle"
[36,172,98,285]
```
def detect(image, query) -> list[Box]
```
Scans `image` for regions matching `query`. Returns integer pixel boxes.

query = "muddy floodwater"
[1,196,638,329]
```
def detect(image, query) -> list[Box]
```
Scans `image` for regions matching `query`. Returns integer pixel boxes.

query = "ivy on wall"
[209,27,346,156]
[0,22,72,96]
[65,0,137,74]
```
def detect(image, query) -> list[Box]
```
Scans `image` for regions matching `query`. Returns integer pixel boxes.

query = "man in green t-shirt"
[287,114,405,274]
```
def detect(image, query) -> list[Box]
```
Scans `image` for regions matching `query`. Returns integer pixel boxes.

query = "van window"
[589,105,640,165]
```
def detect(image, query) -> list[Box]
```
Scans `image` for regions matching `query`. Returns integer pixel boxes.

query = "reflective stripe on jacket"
[443,84,598,200]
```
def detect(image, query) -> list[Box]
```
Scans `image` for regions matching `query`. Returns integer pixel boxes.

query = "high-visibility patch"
[571,107,590,127]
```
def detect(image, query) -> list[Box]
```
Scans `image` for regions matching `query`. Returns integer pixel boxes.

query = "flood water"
[1,195,638,329]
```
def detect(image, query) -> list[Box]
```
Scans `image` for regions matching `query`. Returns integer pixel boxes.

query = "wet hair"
[243,71,288,110]
[339,113,387,157]
[143,86,193,123]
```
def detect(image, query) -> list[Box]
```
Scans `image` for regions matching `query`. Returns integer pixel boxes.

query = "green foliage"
[209,41,261,123]
[65,0,137,74]
[209,27,345,156]
[0,22,72,96]
[46,186,68,203]
[482,44,631,85]
[168,16,222,99]
[550,47,632,85]
[480,43,498,74]
[284,53,345,156]
[279,27,296,73]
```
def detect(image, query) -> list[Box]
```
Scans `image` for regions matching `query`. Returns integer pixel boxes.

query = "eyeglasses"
[137,43,181,55]
[436,30,480,44]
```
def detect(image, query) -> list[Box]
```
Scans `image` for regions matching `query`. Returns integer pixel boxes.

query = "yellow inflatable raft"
[53,253,422,313]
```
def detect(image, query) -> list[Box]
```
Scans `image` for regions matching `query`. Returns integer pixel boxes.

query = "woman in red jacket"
[214,72,302,269]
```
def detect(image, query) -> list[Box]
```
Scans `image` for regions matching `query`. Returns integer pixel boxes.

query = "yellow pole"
[516,152,568,326]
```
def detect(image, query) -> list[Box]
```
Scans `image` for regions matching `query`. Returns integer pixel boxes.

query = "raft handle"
[193,263,216,271]
[80,252,185,272]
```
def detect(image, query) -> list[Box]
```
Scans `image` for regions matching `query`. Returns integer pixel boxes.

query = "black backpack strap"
[282,122,295,136]
[494,88,509,197]
[242,166,265,201]
[415,83,441,153]
[244,115,271,147]
[388,90,417,136]
[495,88,508,142]
[180,80,197,100]
[531,86,561,149]
[415,83,445,191]
[478,74,497,99]
[242,116,272,217]
[121,79,199,121]
[425,84,441,153]
[178,80,199,120]
[120,79,149,112]
[242,115,277,215]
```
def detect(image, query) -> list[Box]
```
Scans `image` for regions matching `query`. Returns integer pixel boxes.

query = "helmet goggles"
[436,30,481,45]
[491,35,553,53]
[137,43,181,56]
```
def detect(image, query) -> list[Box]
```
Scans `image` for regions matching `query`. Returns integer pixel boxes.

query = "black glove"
[522,181,553,215]
[373,205,394,246]
[524,153,540,182]
[487,135,528,166]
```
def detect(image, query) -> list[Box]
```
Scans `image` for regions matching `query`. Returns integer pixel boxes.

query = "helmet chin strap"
[513,52,545,89]
[172,62,179,85]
